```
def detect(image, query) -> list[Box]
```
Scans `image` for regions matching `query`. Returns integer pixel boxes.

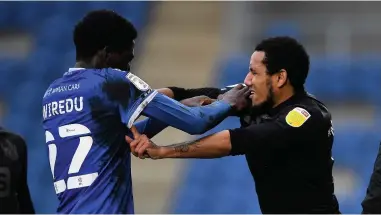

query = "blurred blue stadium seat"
[217,54,250,87]
[264,21,300,39]
[351,54,381,104]
[307,55,352,102]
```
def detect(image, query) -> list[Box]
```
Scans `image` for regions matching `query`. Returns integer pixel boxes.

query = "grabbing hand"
[220,84,250,111]
[125,126,162,159]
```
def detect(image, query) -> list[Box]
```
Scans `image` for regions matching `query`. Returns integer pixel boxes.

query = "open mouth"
[249,90,254,98]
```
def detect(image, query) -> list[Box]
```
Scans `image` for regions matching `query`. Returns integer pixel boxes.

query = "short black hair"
[255,36,309,91]
[74,10,137,60]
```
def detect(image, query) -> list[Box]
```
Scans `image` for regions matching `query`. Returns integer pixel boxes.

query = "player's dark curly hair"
[73,10,137,61]
[255,36,309,91]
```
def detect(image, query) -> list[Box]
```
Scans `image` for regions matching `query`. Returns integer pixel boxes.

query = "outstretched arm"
[138,91,238,135]
[132,95,217,138]
[126,106,322,159]
[157,87,222,100]
[103,69,248,136]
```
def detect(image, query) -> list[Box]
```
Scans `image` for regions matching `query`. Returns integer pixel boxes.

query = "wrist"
[167,87,186,101]
[157,147,172,159]
[157,88,175,98]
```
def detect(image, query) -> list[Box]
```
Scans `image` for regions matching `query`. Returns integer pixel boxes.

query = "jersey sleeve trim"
[127,90,158,128]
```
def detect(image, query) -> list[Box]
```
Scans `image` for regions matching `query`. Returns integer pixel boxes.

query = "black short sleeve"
[229,106,323,156]
[168,87,222,101]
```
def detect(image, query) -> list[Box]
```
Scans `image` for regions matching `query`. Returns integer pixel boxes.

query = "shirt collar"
[268,90,307,116]
[68,68,85,72]
[64,68,85,76]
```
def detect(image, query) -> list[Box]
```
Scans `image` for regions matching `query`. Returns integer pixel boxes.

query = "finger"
[125,135,134,144]
[126,135,140,148]
[200,97,213,105]
[129,140,138,156]
[138,143,149,158]
[239,86,250,94]
[243,88,251,98]
[130,125,141,139]
[233,84,244,90]
[201,99,212,106]
[138,141,152,158]
[142,150,151,159]
[134,139,145,153]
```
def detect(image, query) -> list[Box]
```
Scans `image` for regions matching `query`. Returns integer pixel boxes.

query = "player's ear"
[275,69,288,88]
[103,46,111,62]
[93,47,108,68]
[103,46,120,68]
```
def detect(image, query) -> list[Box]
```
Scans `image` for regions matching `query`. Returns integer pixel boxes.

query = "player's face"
[246,51,275,108]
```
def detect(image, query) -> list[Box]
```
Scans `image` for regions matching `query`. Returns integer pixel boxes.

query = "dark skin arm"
[157,88,175,98]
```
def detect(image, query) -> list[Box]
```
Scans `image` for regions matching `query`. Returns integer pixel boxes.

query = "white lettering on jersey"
[44,84,80,98]
[43,97,83,120]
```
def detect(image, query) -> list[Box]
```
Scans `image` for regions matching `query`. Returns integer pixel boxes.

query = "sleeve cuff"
[228,129,243,156]
[127,90,158,128]
[167,87,187,101]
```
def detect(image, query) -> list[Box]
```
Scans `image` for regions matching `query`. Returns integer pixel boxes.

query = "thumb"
[130,125,140,139]
[201,98,213,106]
[125,135,133,144]
[233,84,244,90]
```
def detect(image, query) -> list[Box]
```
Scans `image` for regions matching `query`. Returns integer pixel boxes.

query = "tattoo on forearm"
[174,144,190,153]
[166,140,201,156]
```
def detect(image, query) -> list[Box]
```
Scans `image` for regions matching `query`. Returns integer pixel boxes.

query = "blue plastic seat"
[12,2,56,30]
[307,56,351,102]
[35,15,74,52]
[264,21,300,39]
[351,54,381,104]
[217,54,250,87]
[53,2,90,21]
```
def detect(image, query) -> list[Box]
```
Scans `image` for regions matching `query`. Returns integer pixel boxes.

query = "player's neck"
[273,86,294,108]
[74,58,101,69]
[74,61,94,69]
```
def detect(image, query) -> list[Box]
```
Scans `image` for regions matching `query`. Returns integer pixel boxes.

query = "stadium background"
[0,1,380,213]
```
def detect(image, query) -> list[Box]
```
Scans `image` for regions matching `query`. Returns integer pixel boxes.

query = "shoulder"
[278,101,327,129]
[0,130,26,161]
[0,130,26,147]
[105,68,151,92]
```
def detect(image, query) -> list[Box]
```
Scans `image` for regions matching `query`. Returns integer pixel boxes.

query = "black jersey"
[0,129,35,214]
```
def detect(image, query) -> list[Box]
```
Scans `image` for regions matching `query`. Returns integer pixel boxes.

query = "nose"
[244,72,253,86]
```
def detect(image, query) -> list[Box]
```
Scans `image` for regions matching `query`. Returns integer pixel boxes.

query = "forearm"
[142,94,232,135]
[133,118,168,138]
[166,87,222,101]
[159,130,231,158]
[157,88,175,98]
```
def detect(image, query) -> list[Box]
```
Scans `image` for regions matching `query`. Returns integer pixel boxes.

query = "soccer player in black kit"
[0,128,35,213]
[126,37,341,214]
